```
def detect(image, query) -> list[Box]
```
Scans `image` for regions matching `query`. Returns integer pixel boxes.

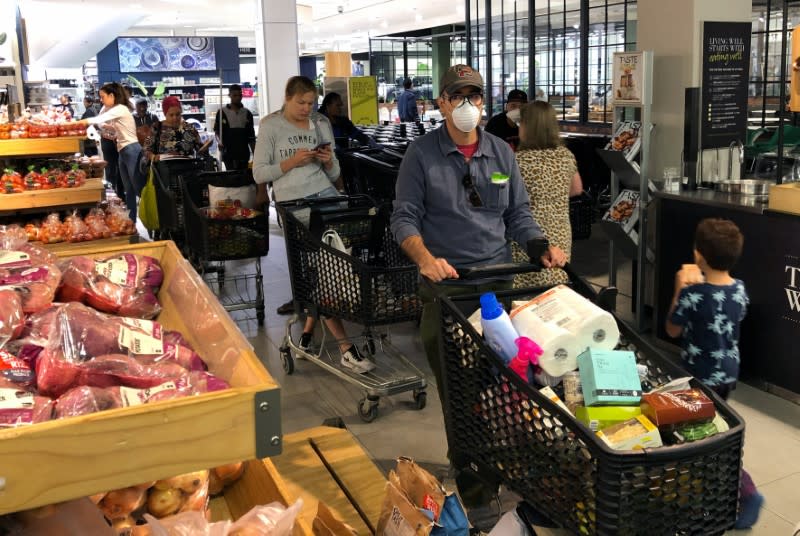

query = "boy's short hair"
[694,218,744,270]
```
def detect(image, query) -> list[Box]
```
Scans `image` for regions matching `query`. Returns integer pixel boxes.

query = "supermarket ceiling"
[16,0,482,65]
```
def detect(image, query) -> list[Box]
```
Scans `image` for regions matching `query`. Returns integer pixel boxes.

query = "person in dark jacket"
[396,78,419,122]
[485,89,528,150]
[214,84,256,171]
[81,97,99,157]
[318,92,378,149]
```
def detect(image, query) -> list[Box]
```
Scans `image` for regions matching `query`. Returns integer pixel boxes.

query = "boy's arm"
[665,264,703,338]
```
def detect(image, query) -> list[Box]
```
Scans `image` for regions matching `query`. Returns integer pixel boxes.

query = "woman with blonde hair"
[512,101,583,288]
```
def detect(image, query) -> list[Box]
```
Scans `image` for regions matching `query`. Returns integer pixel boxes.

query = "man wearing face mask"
[484,89,527,151]
[390,65,566,512]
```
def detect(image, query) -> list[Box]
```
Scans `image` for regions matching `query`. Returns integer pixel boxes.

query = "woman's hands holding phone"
[315,142,333,169]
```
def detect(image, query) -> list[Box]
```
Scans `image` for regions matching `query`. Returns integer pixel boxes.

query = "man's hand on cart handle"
[541,245,568,268]
[420,257,459,282]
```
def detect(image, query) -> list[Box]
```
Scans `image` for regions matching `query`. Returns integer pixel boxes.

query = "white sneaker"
[340,346,375,374]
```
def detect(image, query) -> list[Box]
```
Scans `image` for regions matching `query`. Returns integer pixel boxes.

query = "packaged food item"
[640,389,716,428]
[575,405,642,432]
[539,385,571,414]
[671,421,719,444]
[577,348,642,406]
[596,415,662,451]
[563,370,584,411]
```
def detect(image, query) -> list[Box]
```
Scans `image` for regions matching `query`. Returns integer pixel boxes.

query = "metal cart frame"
[276,196,427,422]
[436,265,745,535]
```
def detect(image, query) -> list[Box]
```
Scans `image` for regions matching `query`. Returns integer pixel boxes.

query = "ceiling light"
[380,20,388,29]
[415,13,423,22]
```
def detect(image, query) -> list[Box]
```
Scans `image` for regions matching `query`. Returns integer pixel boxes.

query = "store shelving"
[0,137,84,158]
[0,179,104,212]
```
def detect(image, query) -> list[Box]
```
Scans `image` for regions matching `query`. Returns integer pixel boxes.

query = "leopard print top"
[512,145,577,288]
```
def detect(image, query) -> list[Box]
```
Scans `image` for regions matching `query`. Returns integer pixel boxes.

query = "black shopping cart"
[277,195,427,422]
[152,157,208,247]
[436,265,745,535]
[182,169,268,325]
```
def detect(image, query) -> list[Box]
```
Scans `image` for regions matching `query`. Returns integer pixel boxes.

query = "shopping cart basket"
[276,195,427,422]
[436,265,745,535]
[152,157,207,246]
[182,169,268,325]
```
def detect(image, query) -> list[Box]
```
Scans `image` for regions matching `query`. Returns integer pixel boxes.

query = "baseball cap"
[507,89,528,102]
[440,64,484,95]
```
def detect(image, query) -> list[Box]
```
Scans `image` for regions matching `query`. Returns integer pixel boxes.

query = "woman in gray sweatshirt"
[253,76,374,374]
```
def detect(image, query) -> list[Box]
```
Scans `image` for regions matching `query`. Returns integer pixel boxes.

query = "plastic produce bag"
[25,303,206,371]
[139,164,160,231]
[0,289,25,348]
[141,498,302,535]
[58,253,163,318]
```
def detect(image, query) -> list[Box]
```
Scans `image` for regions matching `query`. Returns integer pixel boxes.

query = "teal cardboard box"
[577,348,642,406]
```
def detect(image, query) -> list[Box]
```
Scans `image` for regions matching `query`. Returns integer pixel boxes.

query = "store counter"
[652,188,800,397]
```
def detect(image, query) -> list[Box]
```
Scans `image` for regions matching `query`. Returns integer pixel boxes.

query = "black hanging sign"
[701,21,752,149]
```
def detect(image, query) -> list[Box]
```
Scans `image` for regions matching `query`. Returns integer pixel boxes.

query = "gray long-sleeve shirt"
[390,125,544,270]
[252,111,340,202]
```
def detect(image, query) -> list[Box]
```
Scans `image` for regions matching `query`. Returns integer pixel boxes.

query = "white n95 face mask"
[507,108,521,126]
[450,101,481,133]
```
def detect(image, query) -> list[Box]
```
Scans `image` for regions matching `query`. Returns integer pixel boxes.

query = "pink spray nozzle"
[508,336,543,380]
[515,336,543,366]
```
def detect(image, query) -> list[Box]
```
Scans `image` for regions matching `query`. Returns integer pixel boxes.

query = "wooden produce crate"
[0,179,104,212]
[41,235,137,254]
[213,426,388,536]
[769,182,800,215]
[0,240,282,515]
[0,137,84,158]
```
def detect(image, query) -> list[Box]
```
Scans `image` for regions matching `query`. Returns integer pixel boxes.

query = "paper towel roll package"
[509,305,583,377]
[549,285,620,350]
[512,286,619,352]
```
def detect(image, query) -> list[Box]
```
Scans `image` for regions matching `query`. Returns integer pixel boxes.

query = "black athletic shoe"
[276,300,294,315]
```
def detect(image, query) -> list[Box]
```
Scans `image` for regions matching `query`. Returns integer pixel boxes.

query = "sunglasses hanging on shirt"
[462,174,483,207]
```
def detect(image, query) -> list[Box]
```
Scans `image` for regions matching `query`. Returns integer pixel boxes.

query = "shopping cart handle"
[457,262,542,280]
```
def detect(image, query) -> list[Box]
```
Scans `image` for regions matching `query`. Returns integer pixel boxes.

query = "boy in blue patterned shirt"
[665,217,763,529]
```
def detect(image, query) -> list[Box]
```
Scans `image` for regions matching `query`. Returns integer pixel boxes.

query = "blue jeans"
[118,142,142,221]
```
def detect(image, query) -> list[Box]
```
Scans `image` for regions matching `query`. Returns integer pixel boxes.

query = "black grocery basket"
[152,158,206,246]
[569,191,594,240]
[182,169,268,325]
[436,267,744,535]
[279,195,420,327]
[276,195,426,422]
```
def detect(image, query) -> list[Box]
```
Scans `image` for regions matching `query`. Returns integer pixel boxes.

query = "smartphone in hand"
[314,141,332,151]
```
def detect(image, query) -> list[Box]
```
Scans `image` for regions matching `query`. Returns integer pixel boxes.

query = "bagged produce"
[136,498,302,536]
[58,253,163,318]
[64,210,92,243]
[0,229,62,314]
[0,379,54,427]
[37,213,66,244]
[0,290,25,347]
[53,373,228,418]
[27,303,206,370]
[85,208,112,240]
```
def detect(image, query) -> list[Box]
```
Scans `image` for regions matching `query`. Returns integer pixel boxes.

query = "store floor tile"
[230,215,798,534]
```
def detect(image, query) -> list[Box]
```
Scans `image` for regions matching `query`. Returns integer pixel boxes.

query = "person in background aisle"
[390,64,566,509]
[665,218,763,530]
[318,92,379,149]
[484,89,527,150]
[253,75,375,374]
[396,78,419,123]
[133,98,159,146]
[214,84,256,171]
[511,101,583,288]
[81,97,99,157]
[144,96,210,161]
[76,82,142,222]
[56,94,74,118]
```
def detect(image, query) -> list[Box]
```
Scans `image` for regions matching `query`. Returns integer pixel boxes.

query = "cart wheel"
[358,396,379,422]
[413,390,427,410]
[280,348,294,375]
